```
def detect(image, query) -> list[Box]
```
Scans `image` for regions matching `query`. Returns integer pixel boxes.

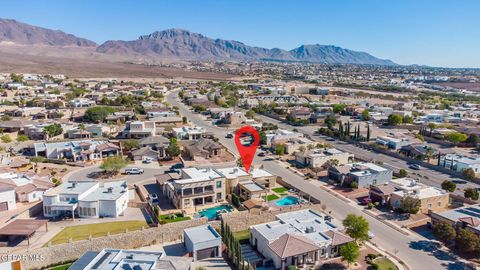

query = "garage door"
[0,202,8,212]
[196,247,217,260]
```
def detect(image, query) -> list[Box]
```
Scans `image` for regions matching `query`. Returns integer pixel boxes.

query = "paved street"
[167,90,463,270]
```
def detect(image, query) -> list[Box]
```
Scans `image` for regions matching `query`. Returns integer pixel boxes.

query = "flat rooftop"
[181,167,222,181]
[184,224,220,243]
[45,181,97,196]
[82,181,128,201]
[216,167,249,179]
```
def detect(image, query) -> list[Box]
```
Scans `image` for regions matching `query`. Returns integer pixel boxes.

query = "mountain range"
[0,18,397,65]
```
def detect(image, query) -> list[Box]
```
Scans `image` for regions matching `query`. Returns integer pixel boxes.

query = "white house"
[43,181,129,219]
[172,126,206,140]
[250,209,352,269]
[184,224,222,261]
[0,186,16,212]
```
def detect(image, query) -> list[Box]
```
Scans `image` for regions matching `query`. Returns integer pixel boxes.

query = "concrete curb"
[362,209,410,236]
[366,242,409,270]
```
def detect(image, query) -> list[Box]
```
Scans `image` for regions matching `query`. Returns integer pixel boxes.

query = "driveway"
[65,164,171,184]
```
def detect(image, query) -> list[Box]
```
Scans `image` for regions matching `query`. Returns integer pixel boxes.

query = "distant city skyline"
[1,0,479,68]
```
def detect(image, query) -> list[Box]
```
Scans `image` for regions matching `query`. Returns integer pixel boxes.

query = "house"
[0,171,54,203]
[69,98,96,108]
[295,148,353,168]
[164,167,226,211]
[131,147,159,161]
[139,136,169,157]
[288,108,311,121]
[69,249,183,270]
[431,204,480,236]
[215,166,277,200]
[43,181,129,219]
[439,154,480,175]
[146,110,177,119]
[400,144,435,160]
[122,121,157,139]
[33,140,119,162]
[389,178,449,214]
[150,116,183,127]
[249,209,353,270]
[105,111,136,123]
[66,124,104,139]
[172,126,207,140]
[273,137,316,155]
[375,136,412,150]
[328,163,392,188]
[0,185,15,212]
[183,139,225,161]
[184,224,222,261]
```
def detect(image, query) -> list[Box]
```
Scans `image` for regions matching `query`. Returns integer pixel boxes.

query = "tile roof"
[324,230,353,246]
[268,233,319,259]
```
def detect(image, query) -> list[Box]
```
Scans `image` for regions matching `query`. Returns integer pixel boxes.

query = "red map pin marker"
[234,126,260,173]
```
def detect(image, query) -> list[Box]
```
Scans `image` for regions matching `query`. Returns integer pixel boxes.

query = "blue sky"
[1,0,479,68]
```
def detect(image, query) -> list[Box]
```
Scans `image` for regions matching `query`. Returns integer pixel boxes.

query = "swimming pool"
[198,204,233,220]
[275,196,299,206]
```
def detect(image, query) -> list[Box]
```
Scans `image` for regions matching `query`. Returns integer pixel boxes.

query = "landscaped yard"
[233,229,250,242]
[272,187,288,193]
[266,194,279,201]
[47,263,72,270]
[48,220,148,246]
[374,257,398,270]
[159,213,191,224]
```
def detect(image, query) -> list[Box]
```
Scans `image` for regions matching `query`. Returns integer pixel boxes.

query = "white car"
[125,167,144,175]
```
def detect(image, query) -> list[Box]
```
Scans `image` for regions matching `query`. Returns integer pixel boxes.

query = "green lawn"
[374,258,398,270]
[233,230,250,242]
[272,187,288,193]
[159,213,191,224]
[266,194,279,201]
[48,220,147,246]
[47,263,72,270]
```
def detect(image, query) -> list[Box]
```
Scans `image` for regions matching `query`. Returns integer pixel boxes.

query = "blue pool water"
[198,204,233,220]
[275,196,299,206]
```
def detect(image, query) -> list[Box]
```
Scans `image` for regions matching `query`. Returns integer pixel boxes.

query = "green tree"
[1,134,12,143]
[403,115,413,124]
[428,122,437,137]
[275,144,286,155]
[123,139,140,151]
[342,214,370,244]
[462,168,476,180]
[332,104,346,114]
[361,110,370,121]
[466,134,480,147]
[166,138,181,159]
[387,114,403,126]
[84,106,116,123]
[398,169,408,178]
[245,110,255,118]
[441,180,457,192]
[432,221,456,244]
[464,187,479,200]
[1,115,11,121]
[339,242,360,267]
[324,115,337,130]
[16,134,28,142]
[100,156,128,174]
[259,130,267,145]
[182,116,187,124]
[399,196,421,214]
[43,123,63,139]
[455,228,480,253]
[445,132,468,143]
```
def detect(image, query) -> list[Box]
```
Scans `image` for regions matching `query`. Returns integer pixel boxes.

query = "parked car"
[142,158,153,164]
[360,197,372,205]
[226,133,233,139]
[258,151,266,157]
[125,167,144,175]
[409,164,421,170]
[452,179,468,184]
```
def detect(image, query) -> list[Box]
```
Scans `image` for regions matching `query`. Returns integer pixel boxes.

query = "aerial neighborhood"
[1,5,480,270]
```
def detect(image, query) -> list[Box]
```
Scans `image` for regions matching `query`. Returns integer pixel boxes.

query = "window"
[216,193,222,200]
[216,181,222,188]
[428,203,432,209]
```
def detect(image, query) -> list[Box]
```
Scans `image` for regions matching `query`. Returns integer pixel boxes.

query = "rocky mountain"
[0,19,396,65]
[0,18,97,47]
[97,28,396,65]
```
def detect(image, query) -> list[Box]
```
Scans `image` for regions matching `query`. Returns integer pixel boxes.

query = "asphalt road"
[253,114,480,198]
[166,90,463,270]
